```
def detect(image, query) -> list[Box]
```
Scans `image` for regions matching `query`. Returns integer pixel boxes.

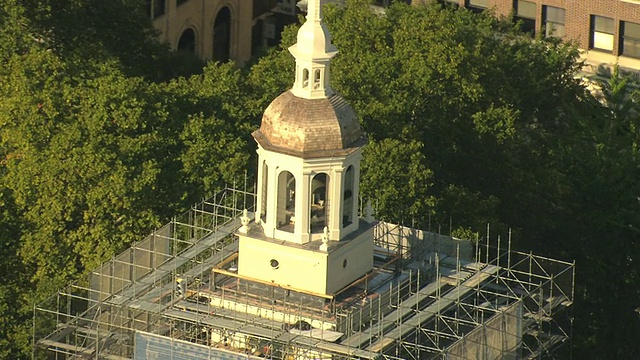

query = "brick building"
[145,0,294,64]
[438,0,640,74]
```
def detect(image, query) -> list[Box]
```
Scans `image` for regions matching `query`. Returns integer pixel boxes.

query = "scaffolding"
[34,185,575,360]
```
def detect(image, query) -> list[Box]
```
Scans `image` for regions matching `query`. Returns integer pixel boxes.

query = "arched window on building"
[261,161,268,223]
[213,7,231,62]
[277,171,295,232]
[342,166,355,227]
[311,173,329,233]
[177,28,196,54]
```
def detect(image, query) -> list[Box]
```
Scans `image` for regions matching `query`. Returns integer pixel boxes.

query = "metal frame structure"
[34,183,575,360]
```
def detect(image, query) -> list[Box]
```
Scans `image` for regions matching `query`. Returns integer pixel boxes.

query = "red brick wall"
[436,0,640,54]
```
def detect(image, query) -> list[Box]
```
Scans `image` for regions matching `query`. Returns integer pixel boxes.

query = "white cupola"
[237,0,373,296]
[289,0,338,99]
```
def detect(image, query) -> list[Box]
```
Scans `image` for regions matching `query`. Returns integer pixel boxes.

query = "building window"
[177,28,196,54]
[621,21,640,58]
[177,0,188,6]
[543,6,565,38]
[213,7,232,62]
[146,0,166,19]
[374,0,391,6]
[466,0,488,13]
[591,15,615,52]
[439,0,460,9]
[514,0,536,35]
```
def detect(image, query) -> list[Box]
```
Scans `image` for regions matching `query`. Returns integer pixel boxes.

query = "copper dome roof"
[252,90,366,158]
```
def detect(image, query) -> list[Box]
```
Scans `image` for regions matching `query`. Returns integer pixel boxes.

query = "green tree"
[21,0,202,80]
[0,1,252,358]
[174,62,258,196]
[556,68,640,359]
[323,0,589,238]
[0,185,31,358]
[360,139,435,226]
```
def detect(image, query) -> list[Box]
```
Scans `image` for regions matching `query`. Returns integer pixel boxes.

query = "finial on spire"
[289,0,338,100]
[239,209,251,234]
[308,0,321,21]
[319,226,330,252]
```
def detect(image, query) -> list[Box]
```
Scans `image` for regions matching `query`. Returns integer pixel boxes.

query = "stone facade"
[148,0,273,64]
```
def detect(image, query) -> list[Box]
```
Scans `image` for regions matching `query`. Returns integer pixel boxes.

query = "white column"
[297,172,312,244]
[255,154,264,223]
[264,165,278,238]
[329,168,344,241]
[351,159,362,230]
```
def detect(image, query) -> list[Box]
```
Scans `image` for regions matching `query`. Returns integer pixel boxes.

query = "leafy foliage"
[361,139,435,225]
[0,2,256,357]
[325,1,638,356]
[1,0,639,358]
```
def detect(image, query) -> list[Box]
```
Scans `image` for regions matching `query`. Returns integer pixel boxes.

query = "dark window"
[591,15,615,52]
[213,7,231,62]
[146,0,166,18]
[622,21,640,58]
[177,0,188,7]
[466,0,488,13]
[439,0,460,9]
[374,0,391,6]
[514,0,536,35]
[177,28,196,54]
[543,6,565,38]
[155,0,166,17]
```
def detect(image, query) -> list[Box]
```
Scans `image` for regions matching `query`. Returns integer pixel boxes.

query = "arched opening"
[213,7,231,62]
[177,28,196,54]
[311,173,329,233]
[260,161,268,223]
[302,69,309,88]
[342,166,355,227]
[277,171,295,233]
[314,69,321,89]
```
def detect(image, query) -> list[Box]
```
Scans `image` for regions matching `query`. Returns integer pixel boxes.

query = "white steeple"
[240,0,372,296]
[289,0,338,99]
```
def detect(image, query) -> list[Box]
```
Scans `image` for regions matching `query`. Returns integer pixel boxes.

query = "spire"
[289,0,338,100]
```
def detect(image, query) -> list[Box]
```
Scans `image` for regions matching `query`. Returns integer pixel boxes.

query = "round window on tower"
[270,259,280,269]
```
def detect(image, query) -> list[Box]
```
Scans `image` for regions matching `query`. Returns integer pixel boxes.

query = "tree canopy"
[1,0,638,358]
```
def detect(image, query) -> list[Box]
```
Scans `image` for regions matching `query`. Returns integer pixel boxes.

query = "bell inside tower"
[311,173,329,233]
[277,171,296,232]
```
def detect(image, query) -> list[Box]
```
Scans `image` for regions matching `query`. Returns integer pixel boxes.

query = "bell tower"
[237,0,374,296]
[289,0,337,100]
